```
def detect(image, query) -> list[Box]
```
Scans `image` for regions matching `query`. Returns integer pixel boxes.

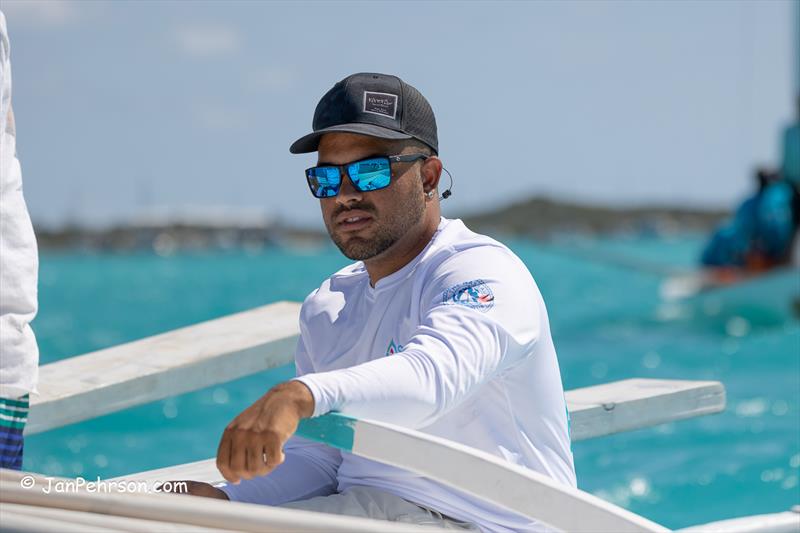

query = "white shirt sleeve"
[294,247,542,429]
[0,12,39,399]
[220,334,342,504]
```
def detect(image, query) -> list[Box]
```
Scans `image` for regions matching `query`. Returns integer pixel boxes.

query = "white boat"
[1,302,797,532]
[659,266,800,321]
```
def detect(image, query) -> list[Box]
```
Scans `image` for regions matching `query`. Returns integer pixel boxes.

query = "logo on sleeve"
[363,91,398,119]
[386,339,404,356]
[442,279,495,312]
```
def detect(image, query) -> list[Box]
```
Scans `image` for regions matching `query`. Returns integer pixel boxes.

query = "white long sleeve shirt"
[223,217,575,532]
[0,11,39,399]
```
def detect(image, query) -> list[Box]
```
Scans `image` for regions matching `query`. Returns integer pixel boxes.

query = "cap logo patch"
[363,91,398,119]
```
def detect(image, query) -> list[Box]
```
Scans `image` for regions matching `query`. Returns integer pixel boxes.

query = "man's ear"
[421,156,443,193]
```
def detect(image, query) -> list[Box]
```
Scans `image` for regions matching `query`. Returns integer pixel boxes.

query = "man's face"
[317,133,426,261]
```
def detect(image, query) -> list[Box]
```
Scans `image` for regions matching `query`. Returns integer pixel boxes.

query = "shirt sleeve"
[294,246,544,429]
[220,335,342,504]
[0,12,40,399]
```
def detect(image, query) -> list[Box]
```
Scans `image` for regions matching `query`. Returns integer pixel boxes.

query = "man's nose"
[336,172,363,205]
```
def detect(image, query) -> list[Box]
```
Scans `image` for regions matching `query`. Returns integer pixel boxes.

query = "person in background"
[701,96,800,272]
[0,11,39,470]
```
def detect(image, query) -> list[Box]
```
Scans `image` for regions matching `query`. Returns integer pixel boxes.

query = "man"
[0,11,39,471]
[173,73,575,531]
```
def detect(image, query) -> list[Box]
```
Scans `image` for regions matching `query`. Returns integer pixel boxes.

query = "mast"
[795,0,799,94]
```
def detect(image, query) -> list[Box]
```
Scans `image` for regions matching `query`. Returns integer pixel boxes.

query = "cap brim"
[289,123,412,154]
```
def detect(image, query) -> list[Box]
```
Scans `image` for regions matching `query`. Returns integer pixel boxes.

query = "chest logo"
[442,279,495,312]
[386,339,404,356]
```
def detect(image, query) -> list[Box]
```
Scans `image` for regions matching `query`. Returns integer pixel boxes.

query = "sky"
[2,0,797,229]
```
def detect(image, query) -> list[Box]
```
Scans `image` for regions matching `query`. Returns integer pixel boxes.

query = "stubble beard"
[328,188,426,261]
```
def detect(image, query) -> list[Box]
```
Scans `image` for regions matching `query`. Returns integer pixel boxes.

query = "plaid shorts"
[0,395,29,470]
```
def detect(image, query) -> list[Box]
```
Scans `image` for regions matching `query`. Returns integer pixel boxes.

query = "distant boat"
[660,266,800,319]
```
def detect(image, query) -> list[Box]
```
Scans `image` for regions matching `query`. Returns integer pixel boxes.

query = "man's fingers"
[216,430,236,483]
[217,387,306,483]
[229,430,248,481]
[263,433,286,471]
[245,442,270,478]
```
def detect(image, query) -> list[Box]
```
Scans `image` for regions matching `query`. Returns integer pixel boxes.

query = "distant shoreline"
[34,196,729,252]
[461,196,728,240]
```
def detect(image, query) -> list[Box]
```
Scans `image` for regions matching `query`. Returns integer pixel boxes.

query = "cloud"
[244,66,298,92]
[173,23,241,57]
[2,0,83,28]
[2,0,107,29]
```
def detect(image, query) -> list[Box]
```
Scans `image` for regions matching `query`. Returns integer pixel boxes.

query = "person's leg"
[280,485,479,530]
[0,395,29,470]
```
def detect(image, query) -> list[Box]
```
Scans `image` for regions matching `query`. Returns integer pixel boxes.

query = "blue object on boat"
[701,197,757,267]
[701,181,797,267]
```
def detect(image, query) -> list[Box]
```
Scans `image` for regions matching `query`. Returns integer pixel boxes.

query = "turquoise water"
[25,235,799,529]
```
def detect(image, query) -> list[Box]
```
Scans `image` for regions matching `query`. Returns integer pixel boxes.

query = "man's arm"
[215,380,315,484]
[0,12,40,403]
[213,334,343,495]
[171,334,341,497]
[294,247,542,429]
[214,247,541,482]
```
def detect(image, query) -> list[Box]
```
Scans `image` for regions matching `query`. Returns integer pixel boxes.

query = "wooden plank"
[344,416,669,532]
[118,458,225,485]
[0,502,238,532]
[566,378,726,441]
[0,471,427,533]
[0,510,114,533]
[26,302,300,435]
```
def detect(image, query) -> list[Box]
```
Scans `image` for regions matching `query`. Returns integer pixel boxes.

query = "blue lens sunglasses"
[305,153,429,199]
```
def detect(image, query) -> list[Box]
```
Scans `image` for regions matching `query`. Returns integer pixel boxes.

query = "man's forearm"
[216,380,316,483]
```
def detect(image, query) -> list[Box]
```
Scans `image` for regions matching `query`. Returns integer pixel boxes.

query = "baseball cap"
[289,72,438,155]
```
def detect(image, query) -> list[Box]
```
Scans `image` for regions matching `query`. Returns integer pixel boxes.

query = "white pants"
[280,486,479,530]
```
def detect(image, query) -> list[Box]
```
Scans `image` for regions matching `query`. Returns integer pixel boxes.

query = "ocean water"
[25,234,799,529]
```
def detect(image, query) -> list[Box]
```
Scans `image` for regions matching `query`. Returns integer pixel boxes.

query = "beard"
[327,186,426,261]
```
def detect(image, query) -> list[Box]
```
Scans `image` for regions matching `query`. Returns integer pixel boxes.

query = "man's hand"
[156,480,228,499]
[216,380,314,484]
